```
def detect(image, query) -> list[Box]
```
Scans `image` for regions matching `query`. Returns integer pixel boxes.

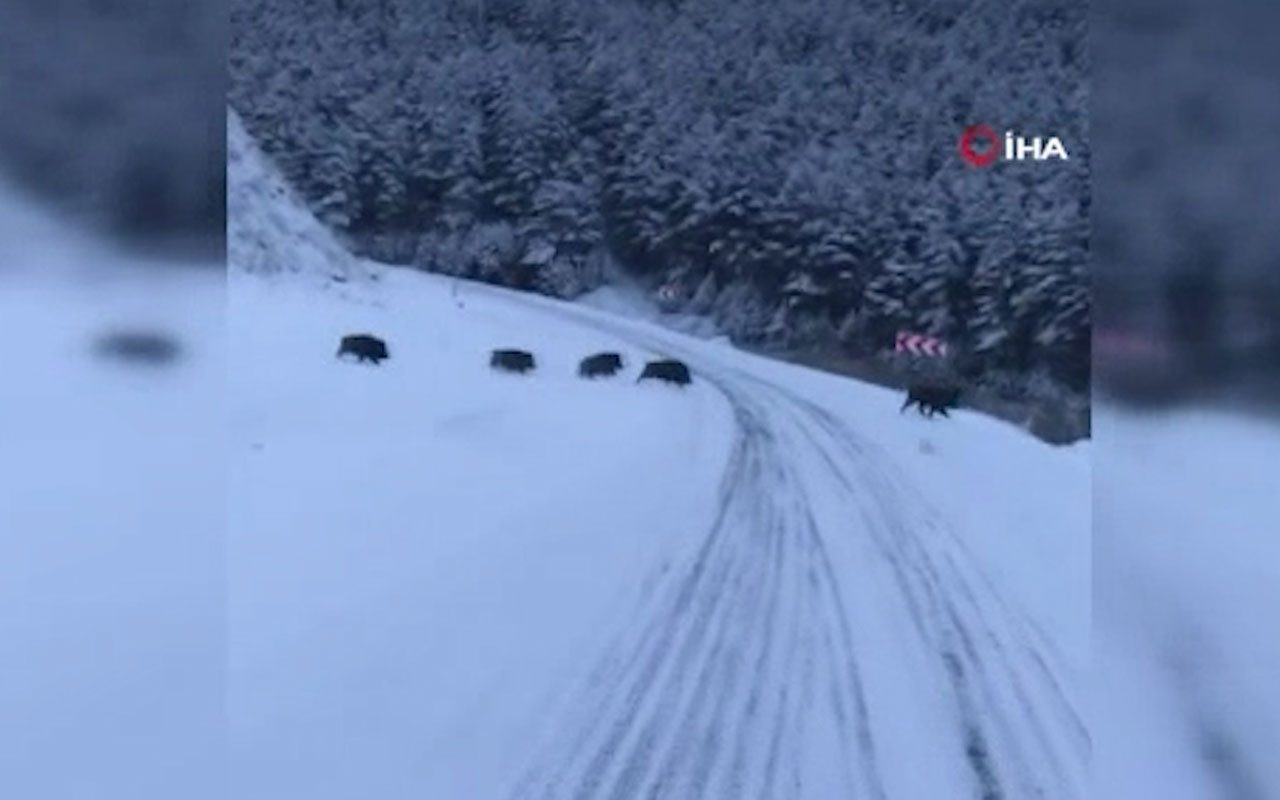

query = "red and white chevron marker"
[894,330,949,357]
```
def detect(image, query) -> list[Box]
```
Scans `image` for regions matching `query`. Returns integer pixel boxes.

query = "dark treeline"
[1093,0,1280,409]
[230,0,1089,412]
[0,1,225,251]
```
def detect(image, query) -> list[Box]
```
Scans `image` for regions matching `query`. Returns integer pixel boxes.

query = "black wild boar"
[93,329,181,366]
[637,358,692,386]
[900,383,962,418]
[337,333,389,364]
[491,348,536,373]
[578,351,624,378]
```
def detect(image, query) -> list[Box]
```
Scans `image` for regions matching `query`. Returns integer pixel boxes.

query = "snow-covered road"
[488,294,1088,800]
[227,268,1087,800]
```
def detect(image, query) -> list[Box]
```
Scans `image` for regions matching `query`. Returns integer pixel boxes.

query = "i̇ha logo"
[958,124,1069,167]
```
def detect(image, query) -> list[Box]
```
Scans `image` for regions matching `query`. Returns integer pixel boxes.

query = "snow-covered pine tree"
[688,271,718,315]
[231,0,1088,403]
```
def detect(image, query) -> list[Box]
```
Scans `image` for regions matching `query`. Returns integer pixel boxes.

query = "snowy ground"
[0,182,225,799]
[1094,406,1280,800]
[228,264,1092,800]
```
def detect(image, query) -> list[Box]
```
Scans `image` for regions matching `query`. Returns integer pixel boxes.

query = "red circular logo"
[958,124,1000,167]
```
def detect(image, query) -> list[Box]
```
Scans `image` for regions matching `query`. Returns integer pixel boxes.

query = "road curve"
[500,298,1088,800]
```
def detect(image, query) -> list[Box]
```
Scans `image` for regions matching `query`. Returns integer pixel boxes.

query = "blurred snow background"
[1094,1,1280,798]
[0,3,224,799]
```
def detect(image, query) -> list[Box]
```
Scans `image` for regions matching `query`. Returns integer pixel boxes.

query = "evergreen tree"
[231,0,1089,406]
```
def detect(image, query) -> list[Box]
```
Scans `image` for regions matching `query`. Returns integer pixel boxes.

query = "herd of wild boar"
[336,333,693,386]
[335,332,962,414]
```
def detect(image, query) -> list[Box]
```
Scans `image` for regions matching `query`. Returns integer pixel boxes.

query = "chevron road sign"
[894,330,949,357]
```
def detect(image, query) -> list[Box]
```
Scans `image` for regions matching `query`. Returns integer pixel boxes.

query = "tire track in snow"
[511,407,761,799]
[753,377,1088,799]
[508,330,885,800]
[494,294,1083,800]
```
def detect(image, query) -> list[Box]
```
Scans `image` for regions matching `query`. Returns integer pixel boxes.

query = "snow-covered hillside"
[228,110,371,286]
[228,108,1090,799]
